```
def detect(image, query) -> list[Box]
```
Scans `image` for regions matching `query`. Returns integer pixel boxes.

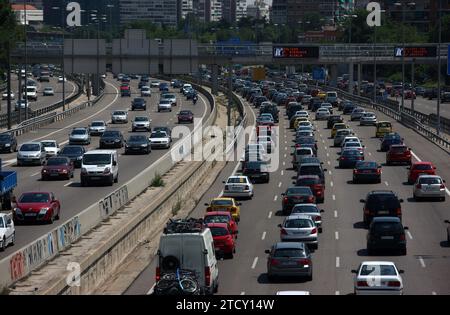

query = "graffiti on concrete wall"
[98,185,128,219]
[57,216,81,250]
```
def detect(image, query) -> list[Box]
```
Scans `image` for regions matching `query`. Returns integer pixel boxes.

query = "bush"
[151,174,165,187]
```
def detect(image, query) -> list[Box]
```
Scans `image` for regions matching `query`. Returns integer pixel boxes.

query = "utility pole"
[436,0,442,135]
[6,41,12,130]
[24,2,28,121]
[411,59,415,112]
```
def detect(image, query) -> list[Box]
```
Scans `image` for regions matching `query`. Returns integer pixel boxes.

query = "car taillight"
[357,281,369,287]
[298,259,310,266]
[205,267,211,287]
[376,168,381,174]
[280,228,287,235]
[307,196,314,203]
[340,157,346,160]
[364,208,370,215]
[396,208,402,216]
[440,184,445,189]
[311,228,317,234]
[387,281,401,287]
[416,184,421,189]
[399,234,406,241]
[155,267,161,282]
[315,216,321,222]
[270,258,280,266]
[283,197,289,204]
[353,169,359,174]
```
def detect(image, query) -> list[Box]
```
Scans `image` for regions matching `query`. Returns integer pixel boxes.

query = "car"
[40,140,59,157]
[120,85,131,97]
[315,108,330,120]
[15,100,28,111]
[341,136,361,148]
[327,115,343,129]
[291,204,324,232]
[360,112,377,126]
[319,103,333,114]
[207,223,236,258]
[140,86,151,97]
[292,147,314,169]
[376,121,393,138]
[407,162,436,184]
[380,133,403,152]
[203,211,238,237]
[350,108,366,121]
[334,129,353,147]
[81,150,119,186]
[242,161,270,183]
[89,120,107,136]
[41,156,74,180]
[339,100,353,111]
[265,242,313,281]
[124,135,151,154]
[58,76,67,83]
[367,217,408,255]
[341,141,364,154]
[442,92,450,103]
[325,91,338,107]
[177,110,194,124]
[171,79,183,88]
[294,110,309,119]
[294,175,325,203]
[132,116,151,132]
[353,161,382,183]
[161,93,177,106]
[17,142,46,166]
[292,117,308,130]
[338,149,364,168]
[331,123,349,138]
[0,133,18,153]
[1,91,15,100]
[13,192,61,224]
[360,190,404,225]
[413,175,446,201]
[205,197,241,222]
[281,186,315,215]
[99,130,124,148]
[343,102,357,114]
[0,213,14,251]
[404,90,416,99]
[386,145,411,165]
[149,130,171,149]
[69,127,91,145]
[352,261,404,295]
[222,175,254,199]
[159,82,170,92]
[43,87,54,96]
[257,135,274,154]
[111,110,128,124]
[445,220,450,243]
[257,115,275,126]
[294,136,317,155]
[153,126,172,142]
[158,99,172,112]
[131,98,147,111]
[23,86,37,101]
[278,215,318,249]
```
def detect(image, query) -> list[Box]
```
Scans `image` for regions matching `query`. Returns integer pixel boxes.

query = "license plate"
[25,213,36,217]
[378,210,389,215]
[293,231,306,235]
[50,173,59,176]
[362,170,372,173]
[282,261,297,266]
[381,236,394,240]
[424,186,438,191]
[232,186,243,191]
[90,177,100,180]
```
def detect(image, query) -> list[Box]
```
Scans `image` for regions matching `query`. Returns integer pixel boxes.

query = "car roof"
[286,214,314,220]
[360,261,396,266]
[417,174,441,179]
[300,163,321,167]
[211,197,234,201]
[297,175,320,179]
[21,141,41,145]
[368,190,396,195]
[84,150,116,155]
[274,242,305,249]
[204,211,232,217]
[412,161,433,165]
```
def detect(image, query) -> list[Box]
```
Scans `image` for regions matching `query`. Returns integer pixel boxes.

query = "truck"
[0,159,17,211]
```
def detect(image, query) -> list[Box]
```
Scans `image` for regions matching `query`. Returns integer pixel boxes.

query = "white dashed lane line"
[273,195,278,202]
[385,181,389,186]
[335,231,339,240]
[328,170,332,175]
[418,256,426,268]
[261,232,266,240]
[268,211,272,219]
[30,171,40,177]
[368,152,372,156]
[251,257,259,269]
[336,257,340,268]
[330,181,334,187]
[334,210,338,218]
[332,194,336,201]
[240,292,246,295]
[327,161,331,165]
[326,153,329,157]
[432,291,437,295]
[335,291,340,295]
[278,182,282,188]
[281,170,284,176]
[64,181,73,187]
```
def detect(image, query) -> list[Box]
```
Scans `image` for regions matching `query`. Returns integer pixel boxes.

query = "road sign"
[312,67,326,80]
[273,46,319,59]
[447,45,450,76]
[394,46,437,58]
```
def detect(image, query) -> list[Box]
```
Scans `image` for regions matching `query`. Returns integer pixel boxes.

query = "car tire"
[114,174,118,183]
[306,272,313,282]
[414,194,419,201]
[267,274,275,282]
[367,247,373,256]
[11,232,15,246]
[47,214,54,224]
[81,179,87,187]
[55,210,60,220]
[401,248,407,256]
[441,197,445,202]
[1,237,6,251]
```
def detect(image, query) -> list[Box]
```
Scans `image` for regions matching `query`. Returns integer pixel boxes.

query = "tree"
[0,0,21,75]
[428,14,450,43]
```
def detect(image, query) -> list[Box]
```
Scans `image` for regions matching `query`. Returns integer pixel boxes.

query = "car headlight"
[5,143,10,147]
[14,208,22,215]
[114,139,120,142]
[39,207,49,215]
[141,144,148,147]
[77,156,82,160]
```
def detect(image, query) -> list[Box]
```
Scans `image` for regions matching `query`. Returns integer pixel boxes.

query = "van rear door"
[182,236,206,283]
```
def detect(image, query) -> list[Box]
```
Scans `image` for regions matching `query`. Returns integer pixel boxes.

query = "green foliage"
[151,174,165,187]
[0,0,22,72]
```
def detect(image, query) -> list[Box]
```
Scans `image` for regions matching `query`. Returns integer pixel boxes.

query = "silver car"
[265,242,313,281]
[413,175,446,201]
[132,116,151,132]
[315,108,330,120]
[158,99,172,112]
[351,108,366,121]
[278,214,319,249]
[360,112,377,126]
[111,110,128,124]
[291,204,324,232]
[43,87,54,96]
[334,129,353,147]
[140,86,151,97]
[161,93,177,106]
[69,128,91,145]
[319,103,333,114]
[89,120,107,136]
[17,142,46,166]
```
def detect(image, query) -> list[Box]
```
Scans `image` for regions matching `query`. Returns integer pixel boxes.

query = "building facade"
[247,0,270,20]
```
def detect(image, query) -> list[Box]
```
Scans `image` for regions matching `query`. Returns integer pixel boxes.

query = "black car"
[57,145,85,168]
[281,186,315,215]
[131,98,147,111]
[367,217,408,255]
[0,133,17,153]
[295,137,317,155]
[441,92,450,103]
[153,126,172,142]
[260,105,279,122]
[380,133,403,152]
[297,163,327,184]
[353,161,382,183]
[424,88,438,100]
[124,135,151,154]
[287,104,303,120]
[339,100,353,111]
[343,103,357,114]
[254,96,268,108]
[327,115,344,129]
[298,156,322,168]
[360,190,404,226]
[99,130,124,148]
[338,149,364,168]
[309,97,321,111]
[242,161,269,183]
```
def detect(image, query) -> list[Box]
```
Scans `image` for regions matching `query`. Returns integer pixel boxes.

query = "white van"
[80,150,119,186]
[23,86,37,101]
[157,219,219,295]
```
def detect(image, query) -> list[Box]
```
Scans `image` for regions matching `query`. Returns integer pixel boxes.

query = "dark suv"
[297,163,327,184]
[131,98,147,111]
[367,217,408,255]
[242,161,270,183]
[327,115,343,129]
[360,190,404,226]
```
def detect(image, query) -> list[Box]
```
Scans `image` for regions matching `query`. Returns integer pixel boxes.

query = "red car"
[177,110,194,123]
[386,145,412,165]
[41,156,74,180]
[256,124,273,137]
[207,223,236,258]
[407,161,436,184]
[295,175,325,203]
[404,90,416,99]
[13,192,61,224]
[204,211,238,238]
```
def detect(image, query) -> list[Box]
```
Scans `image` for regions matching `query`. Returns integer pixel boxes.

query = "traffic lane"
[0,84,208,257]
[322,115,450,294]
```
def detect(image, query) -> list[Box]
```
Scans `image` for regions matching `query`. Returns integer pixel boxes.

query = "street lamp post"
[436,0,442,135]
[52,3,66,112]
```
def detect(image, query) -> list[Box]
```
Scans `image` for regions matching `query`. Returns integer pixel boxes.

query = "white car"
[278,215,318,249]
[341,141,364,154]
[295,110,309,118]
[149,130,170,149]
[413,175,446,201]
[352,261,404,295]
[319,103,333,114]
[140,86,151,97]
[158,99,172,112]
[351,108,366,121]
[161,93,177,106]
[150,80,160,88]
[341,136,361,149]
[291,204,324,232]
[89,120,107,136]
[2,91,15,100]
[40,140,59,157]
[111,110,128,124]
[296,121,313,130]
[0,213,15,251]
[315,108,330,120]
[58,76,67,83]
[222,175,254,199]
[23,86,37,101]
[132,116,151,132]
[17,142,46,166]
[360,112,377,126]
[43,87,54,96]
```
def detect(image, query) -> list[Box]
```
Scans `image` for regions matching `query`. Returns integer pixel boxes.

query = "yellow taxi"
[376,121,393,138]
[331,123,350,138]
[293,117,309,130]
[205,197,241,222]
[318,91,327,100]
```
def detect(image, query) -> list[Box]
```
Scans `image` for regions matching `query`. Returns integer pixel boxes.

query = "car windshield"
[285,219,313,228]
[360,265,397,276]
[273,248,305,258]
[413,164,433,170]
[296,149,312,155]
[204,215,229,224]
[41,141,56,147]
[46,158,68,166]
[0,218,4,228]
[113,111,126,115]
[345,142,361,148]
[128,136,146,142]
[151,132,167,138]
[419,177,442,185]
[20,144,40,151]
[343,150,362,156]
[134,117,148,121]
[71,129,86,135]
[163,94,175,99]
[180,111,192,115]
[367,194,400,209]
[103,131,120,137]
[210,227,229,237]
[286,187,312,195]
[160,100,171,104]
[19,193,50,203]
[379,122,391,128]
[390,146,407,153]
[60,146,82,154]
[372,222,403,234]
[292,205,320,214]
[298,137,314,144]
[44,87,52,91]
[357,162,377,169]
[0,134,11,140]
[83,154,111,165]
[227,177,247,184]
[91,122,105,126]
[211,200,233,206]
[297,177,320,185]
[299,166,321,175]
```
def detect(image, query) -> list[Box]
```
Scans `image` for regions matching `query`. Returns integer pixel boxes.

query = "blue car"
[380,133,403,152]
[338,149,364,168]
[159,83,169,92]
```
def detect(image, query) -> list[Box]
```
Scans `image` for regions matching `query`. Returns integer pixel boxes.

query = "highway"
[126,86,450,295]
[388,95,449,119]
[0,75,209,258]
[0,74,78,114]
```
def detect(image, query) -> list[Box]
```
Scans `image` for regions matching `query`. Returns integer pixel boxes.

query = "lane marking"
[322,140,325,143]
[368,152,372,156]
[240,292,246,295]
[284,140,287,144]
[284,146,287,151]
[64,181,73,187]
[31,171,40,177]
[251,257,259,269]
[278,182,282,187]
[328,170,332,175]
[327,161,331,165]
[335,231,339,240]
[281,170,284,176]
[324,146,327,150]
[330,181,334,187]
[283,161,286,166]
[406,231,413,240]
[268,211,272,219]
[147,284,155,295]
[411,151,421,162]
[273,195,278,202]
[326,152,329,157]
[335,291,340,295]
[334,210,338,218]
[432,291,437,295]
[332,194,336,201]
[336,257,340,268]
[384,181,389,186]
[261,232,266,240]
[284,153,287,158]
[418,256,426,268]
